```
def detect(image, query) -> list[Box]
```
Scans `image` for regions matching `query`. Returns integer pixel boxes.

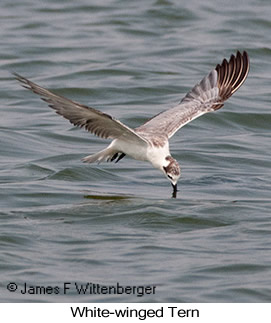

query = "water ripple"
[1,0,271,302]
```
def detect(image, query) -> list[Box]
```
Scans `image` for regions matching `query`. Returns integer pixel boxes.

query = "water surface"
[1,0,271,302]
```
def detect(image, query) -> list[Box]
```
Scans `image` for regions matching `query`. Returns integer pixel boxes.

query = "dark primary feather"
[215,50,249,103]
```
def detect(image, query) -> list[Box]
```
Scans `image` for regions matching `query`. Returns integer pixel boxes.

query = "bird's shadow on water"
[83,194,132,201]
[82,188,180,202]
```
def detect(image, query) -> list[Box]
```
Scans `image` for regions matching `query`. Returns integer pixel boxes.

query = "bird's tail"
[82,147,125,164]
[82,147,115,163]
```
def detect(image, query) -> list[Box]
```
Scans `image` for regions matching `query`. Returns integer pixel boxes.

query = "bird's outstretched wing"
[136,51,249,138]
[14,73,148,146]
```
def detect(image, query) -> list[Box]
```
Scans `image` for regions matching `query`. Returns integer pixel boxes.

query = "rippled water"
[1,0,271,302]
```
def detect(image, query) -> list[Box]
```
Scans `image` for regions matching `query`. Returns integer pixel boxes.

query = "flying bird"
[14,51,249,197]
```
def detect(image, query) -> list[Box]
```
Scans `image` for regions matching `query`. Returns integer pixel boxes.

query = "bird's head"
[162,156,181,197]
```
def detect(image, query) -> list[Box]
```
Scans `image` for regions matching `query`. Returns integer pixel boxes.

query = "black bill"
[171,183,178,198]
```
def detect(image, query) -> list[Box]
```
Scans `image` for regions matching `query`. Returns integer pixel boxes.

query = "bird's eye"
[167,175,173,180]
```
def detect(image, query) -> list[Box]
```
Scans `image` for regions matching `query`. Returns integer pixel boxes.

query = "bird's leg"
[110,152,119,162]
[115,153,126,163]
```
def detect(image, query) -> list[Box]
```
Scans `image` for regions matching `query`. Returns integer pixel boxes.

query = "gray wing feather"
[137,51,249,139]
[14,73,148,146]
